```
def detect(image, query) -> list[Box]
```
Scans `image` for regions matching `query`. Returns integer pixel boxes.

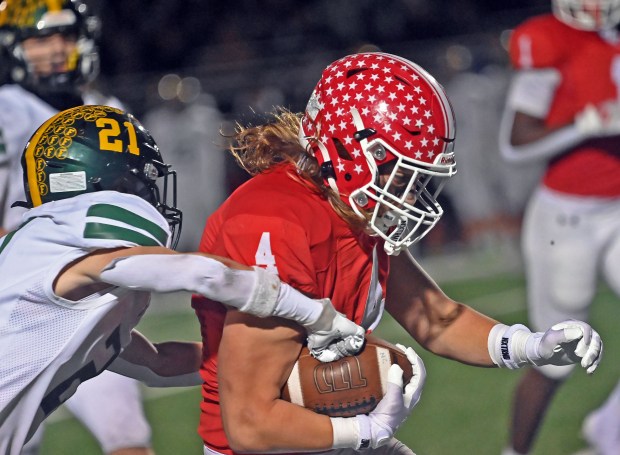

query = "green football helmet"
[20,105,182,246]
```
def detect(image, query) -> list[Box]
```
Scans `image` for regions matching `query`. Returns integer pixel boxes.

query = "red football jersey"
[509,14,620,196]
[191,163,389,454]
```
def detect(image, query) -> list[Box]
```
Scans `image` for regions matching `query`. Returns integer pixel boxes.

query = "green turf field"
[39,256,619,455]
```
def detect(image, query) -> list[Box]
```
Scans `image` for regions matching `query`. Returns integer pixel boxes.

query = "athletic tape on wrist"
[239,266,280,318]
[488,323,533,369]
[330,417,362,449]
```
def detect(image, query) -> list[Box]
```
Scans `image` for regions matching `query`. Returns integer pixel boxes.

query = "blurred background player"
[499,1,620,454]
[142,80,228,252]
[0,1,155,454]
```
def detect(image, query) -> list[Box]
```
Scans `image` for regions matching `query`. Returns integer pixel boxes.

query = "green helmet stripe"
[84,223,161,247]
[85,203,168,246]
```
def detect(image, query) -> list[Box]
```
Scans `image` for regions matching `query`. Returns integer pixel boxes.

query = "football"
[281,334,413,417]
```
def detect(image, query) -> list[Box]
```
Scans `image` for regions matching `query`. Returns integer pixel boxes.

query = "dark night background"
[86,0,551,116]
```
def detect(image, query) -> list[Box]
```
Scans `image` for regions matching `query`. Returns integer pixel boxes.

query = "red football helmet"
[552,0,620,30]
[299,52,456,255]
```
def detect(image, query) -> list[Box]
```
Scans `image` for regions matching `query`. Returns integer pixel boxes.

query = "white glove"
[488,320,603,374]
[575,101,620,138]
[330,345,426,449]
[525,320,603,374]
[306,299,365,363]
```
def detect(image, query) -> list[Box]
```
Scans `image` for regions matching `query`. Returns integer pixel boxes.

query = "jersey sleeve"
[82,203,169,248]
[216,212,321,298]
[509,16,570,70]
[69,193,171,250]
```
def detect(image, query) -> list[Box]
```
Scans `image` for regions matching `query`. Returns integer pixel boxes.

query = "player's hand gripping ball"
[281,334,414,417]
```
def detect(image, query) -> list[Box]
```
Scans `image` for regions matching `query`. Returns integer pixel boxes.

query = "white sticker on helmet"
[49,171,87,193]
[305,91,321,121]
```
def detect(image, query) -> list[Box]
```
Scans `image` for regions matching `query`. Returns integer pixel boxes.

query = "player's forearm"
[220,314,337,452]
[422,305,498,366]
[121,332,201,375]
[110,331,203,387]
[499,110,583,163]
[224,399,335,453]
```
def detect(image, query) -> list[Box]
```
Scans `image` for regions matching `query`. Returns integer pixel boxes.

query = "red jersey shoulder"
[199,164,339,268]
[510,14,585,69]
[219,165,334,227]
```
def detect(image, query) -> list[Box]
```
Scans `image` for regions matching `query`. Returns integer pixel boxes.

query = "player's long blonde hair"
[229,108,369,231]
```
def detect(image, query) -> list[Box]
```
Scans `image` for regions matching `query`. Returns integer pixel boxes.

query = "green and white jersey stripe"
[84,203,169,247]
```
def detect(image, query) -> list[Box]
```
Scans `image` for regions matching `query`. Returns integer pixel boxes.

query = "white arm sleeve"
[100,254,322,323]
[100,254,279,314]
[108,356,202,387]
[499,69,584,163]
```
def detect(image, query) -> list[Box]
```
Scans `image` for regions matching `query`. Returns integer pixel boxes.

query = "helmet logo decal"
[24,111,58,206]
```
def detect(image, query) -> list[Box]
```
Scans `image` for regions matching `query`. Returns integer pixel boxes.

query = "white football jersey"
[0,84,57,231]
[0,191,170,455]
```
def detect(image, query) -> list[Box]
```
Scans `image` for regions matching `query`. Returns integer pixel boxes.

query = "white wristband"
[330,417,361,449]
[487,323,535,369]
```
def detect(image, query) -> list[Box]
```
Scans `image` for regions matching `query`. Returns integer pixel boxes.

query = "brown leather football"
[281,334,413,417]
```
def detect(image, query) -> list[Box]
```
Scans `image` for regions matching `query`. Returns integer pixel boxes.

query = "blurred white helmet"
[552,0,620,30]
